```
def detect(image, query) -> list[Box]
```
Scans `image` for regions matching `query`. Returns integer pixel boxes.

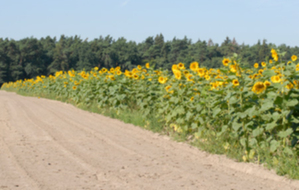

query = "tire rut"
[1,91,299,190]
[6,96,136,189]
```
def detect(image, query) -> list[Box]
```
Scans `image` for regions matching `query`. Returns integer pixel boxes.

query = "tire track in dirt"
[36,95,299,188]
[0,103,40,190]
[5,95,140,189]
[1,91,299,190]
[13,94,206,189]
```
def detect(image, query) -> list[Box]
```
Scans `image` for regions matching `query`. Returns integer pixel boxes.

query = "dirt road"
[0,91,298,190]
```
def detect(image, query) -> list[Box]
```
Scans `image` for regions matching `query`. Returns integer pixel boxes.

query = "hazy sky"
[1,0,298,46]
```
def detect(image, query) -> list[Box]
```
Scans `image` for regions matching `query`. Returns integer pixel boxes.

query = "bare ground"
[0,91,299,190]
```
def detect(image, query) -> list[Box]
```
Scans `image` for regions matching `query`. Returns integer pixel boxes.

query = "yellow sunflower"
[253,74,259,79]
[186,74,194,82]
[101,68,108,73]
[115,66,121,71]
[286,82,294,90]
[174,70,182,80]
[172,64,178,72]
[271,75,281,83]
[197,68,205,77]
[177,62,185,70]
[132,68,138,74]
[271,49,279,61]
[261,62,266,67]
[258,69,264,75]
[165,85,174,93]
[158,76,167,84]
[232,79,239,86]
[183,70,189,76]
[252,82,266,94]
[291,55,297,62]
[116,70,122,75]
[229,64,237,73]
[222,58,230,66]
[254,63,259,69]
[293,80,299,89]
[264,80,271,87]
[190,62,199,72]
[133,74,139,80]
[205,75,210,81]
[145,63,150,69]
[126,71,133,78]
[109,75,116,81]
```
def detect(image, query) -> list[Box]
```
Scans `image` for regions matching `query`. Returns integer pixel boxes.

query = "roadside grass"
[5,89,299,180]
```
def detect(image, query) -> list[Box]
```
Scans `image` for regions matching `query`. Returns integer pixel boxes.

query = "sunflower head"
[133,74,139,80]
[165,85,174,93]
[264,80,271,87]
[230,64,237,73]
[132,68,138,74]
[271,75,281,83]
[177,62,185,70]
[286,83,294,90]
[172,64,178,71]
[252,82,266,94]
[102,68,108,73]
[261,62,266,67]
[271,49,279,61]
[145,63,150,69]
[115,66,121,71]
[190,62,199,71]
[291,55,298,62]
[186,74,194,82]
[183,70,189,76]
[254,63,259,69]
[205,75,210,81]
[174,70,182,80]
[165,85,171,91]
[109,75,116,81]
[117,70,122,75]
[258,69,264,75]
[232,79,239,86]
[222,58,230,66]
[197,68,205,77]
[158,76,167,84]
[126,71,133,78]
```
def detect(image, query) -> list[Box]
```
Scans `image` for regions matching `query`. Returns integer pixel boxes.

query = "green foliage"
[0,35,299,87]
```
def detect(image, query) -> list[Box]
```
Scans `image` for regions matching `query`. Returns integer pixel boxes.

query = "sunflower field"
[2,49,299,163]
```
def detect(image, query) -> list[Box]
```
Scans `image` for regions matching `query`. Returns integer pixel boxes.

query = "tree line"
[1,34,299,85]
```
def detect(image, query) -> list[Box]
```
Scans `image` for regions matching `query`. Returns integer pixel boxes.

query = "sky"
[1,0,299,47]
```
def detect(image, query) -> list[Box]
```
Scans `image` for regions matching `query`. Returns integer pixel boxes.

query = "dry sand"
[0,90,299,190]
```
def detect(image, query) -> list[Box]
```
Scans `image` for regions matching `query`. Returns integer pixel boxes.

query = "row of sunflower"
[2,49,299,160]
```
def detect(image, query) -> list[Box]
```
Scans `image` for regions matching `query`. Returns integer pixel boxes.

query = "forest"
[0,34,299,86]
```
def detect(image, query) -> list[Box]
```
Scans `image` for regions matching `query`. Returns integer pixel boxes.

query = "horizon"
[1,35,294,48]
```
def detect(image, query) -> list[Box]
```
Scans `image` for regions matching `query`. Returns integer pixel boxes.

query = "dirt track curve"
[0,90,299,190]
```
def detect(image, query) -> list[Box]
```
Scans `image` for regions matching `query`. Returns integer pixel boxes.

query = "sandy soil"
[0,91,299,190]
